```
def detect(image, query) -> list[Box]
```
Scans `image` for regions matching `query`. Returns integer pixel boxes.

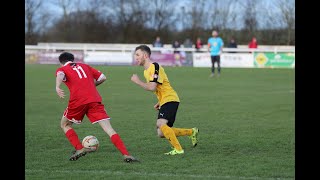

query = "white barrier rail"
[25,43,295,68]
[25,45,295,53]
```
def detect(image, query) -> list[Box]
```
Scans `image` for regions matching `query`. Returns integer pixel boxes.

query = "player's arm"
[89,65,106,86]
[220,39,224,52]
[94,73,106,86]
[131,74,157,91]
[56,71,65,98]
[154,102,160,110]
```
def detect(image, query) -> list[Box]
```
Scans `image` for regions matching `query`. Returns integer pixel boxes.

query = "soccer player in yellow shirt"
[130,45,199,155]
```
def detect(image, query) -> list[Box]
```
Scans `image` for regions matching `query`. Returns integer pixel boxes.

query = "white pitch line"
[219,90,295,96]
[262,90,295,94]
[269,90,295,94]
[25,169,294,180]
[251,90,295,95]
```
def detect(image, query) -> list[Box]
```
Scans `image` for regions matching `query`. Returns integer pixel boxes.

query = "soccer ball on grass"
[82,135,99,151]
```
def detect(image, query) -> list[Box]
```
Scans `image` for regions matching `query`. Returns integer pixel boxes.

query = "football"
[82,135,99,151]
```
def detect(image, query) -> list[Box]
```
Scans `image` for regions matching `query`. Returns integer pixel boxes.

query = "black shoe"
[123,155,140,163]
[69,148,87,161]
[69,148,95,161]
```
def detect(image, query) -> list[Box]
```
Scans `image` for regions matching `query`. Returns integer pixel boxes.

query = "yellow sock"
[160,124,183,151]
[171,128,192,137]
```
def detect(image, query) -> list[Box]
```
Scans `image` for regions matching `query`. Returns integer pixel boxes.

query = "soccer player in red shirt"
[55,52,138,162]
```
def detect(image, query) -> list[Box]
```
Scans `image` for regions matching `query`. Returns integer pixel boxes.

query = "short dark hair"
[59,52,74,64]
[135,45,151,56]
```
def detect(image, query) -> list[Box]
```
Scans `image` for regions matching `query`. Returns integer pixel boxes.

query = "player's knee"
[157,128,165,138]
[156,120,167,128]
[60,119,72,130]
[157,132,165,138]
[60,122,70,130]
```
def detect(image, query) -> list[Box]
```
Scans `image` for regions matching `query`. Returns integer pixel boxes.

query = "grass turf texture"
[25,64,295,180]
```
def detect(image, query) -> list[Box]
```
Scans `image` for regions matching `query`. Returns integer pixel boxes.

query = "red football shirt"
[56,62,103,108]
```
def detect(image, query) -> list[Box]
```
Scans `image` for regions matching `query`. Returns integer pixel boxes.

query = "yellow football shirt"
[144,62,180,106]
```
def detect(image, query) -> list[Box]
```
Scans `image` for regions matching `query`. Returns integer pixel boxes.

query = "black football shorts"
[157,101,179,127]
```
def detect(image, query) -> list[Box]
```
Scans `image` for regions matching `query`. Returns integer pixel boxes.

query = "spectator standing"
[172,40,182,67]
[248,37,258,49]
[183,38,193,66]
[172,40,181,54]
[195,37,203,52]
[207,30,224,77]
[227,37,237,53]
[227,37,237,48]
[153,36,163,47]
[183,38,193,48]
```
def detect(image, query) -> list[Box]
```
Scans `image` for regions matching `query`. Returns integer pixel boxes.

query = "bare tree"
[259,1,283,29]
[240,0,258,35]
[190,0,206,30]
[181,0,211,41]
[51,0,73,19]
[114,0,147,27]
[25,0,42,44]
[278,0,295,45]
[110,0,150,42]
[82,0,108,15]
[33,0,295,45]
[149,0,176,32]
[47,0,76,42]
[206,0,239,31]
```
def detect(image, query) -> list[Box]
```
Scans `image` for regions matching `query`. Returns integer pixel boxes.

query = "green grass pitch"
[25,64,295,180]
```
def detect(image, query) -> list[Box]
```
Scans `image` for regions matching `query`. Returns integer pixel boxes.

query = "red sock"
[110,134,129,155]
[65,129,83,150]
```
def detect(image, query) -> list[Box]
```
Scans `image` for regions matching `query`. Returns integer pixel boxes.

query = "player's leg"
[189,127,199,147]
[160,101,189,137]
[97,120,138,162]
[157,102,184,155]
[171,128,192,137]
[210,56,215,77]
[157,119,184,155]
[61,105,91,161]
[170,128,199,147]
[88,102,139,162]
[98,120,130,155]
[61,116,83,151]
[171,127,200,147]
[160,102,199,147]
[217,55,221,76]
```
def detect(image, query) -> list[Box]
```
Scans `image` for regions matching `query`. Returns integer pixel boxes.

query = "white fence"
[26,42,295,53]
[25,43,295,68]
